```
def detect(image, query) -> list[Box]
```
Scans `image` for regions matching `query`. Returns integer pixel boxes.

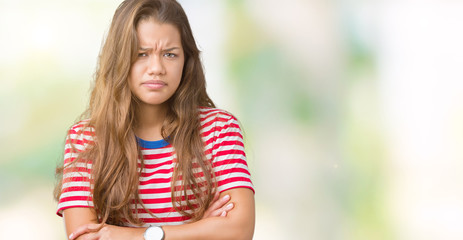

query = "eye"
[164,53,177,58]
[138,52,148,57]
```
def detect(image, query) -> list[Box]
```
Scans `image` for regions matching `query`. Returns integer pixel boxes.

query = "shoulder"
[199,107,239,124]
[66,119,95,144]
[198,107,243,139]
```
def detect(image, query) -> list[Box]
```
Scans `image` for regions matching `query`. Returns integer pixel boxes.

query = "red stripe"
[141,197,172,204]
[210,140,244,151]
[61,186,92,193]
[141,215,191,223]
[66,137,94,145]
[202,131,243,147]
[139,177,172,185]
[216,130,242,140]
[218,177,252,187]
[200,121,240,137]
[213,158,248,168]
[140,194,197,204]
[69,130,94,136]
[56,205,93,217]
[63,176,91,182]
[63,167,91,174]
[199,108,227,117]
[139,187,172,194]
[214,149,246,158]
[142,152,172,160]
[140,168,174,177]
[133,207,177,214]
[60,195,93,202]
[216,168,251,177]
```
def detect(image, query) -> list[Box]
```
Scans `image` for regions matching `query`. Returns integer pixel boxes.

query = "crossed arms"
[64,188,255,240]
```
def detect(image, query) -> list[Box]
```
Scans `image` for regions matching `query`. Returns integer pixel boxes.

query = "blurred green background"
[1,0,463,239]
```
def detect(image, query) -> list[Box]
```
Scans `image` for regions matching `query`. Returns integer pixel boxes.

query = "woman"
[54,0,255,239]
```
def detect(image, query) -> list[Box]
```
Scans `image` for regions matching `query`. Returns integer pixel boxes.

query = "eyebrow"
[139,47,181,52]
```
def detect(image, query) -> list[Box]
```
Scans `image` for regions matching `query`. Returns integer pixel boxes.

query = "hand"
[202,192,235,219]
[68,223,145,240]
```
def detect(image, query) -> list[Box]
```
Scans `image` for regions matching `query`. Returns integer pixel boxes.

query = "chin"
[141,98,171,106]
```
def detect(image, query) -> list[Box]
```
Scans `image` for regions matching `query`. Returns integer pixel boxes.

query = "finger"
[212,191,220,202]
[204,194,230,217]
[211,202,234,217]
[69,224,101,240]
[204,192,220,215]
[211,194,231,210]
[77,231,101,240]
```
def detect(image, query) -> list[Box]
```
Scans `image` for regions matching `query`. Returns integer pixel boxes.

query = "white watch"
[144,226,165,240]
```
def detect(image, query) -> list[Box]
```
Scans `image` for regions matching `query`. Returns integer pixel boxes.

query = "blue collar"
[136,136,170,149]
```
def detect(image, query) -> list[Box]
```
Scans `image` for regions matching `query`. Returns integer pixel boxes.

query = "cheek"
[127,76,134,92]
[130,63,144,80]
[174,61,185,82]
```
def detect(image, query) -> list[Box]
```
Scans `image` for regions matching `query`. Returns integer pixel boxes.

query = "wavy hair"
[55,0,216,225]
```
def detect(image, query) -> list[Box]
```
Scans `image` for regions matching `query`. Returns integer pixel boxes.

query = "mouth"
[142,80,166,89]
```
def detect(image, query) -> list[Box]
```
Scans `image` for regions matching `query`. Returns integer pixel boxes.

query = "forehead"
[136,19,181,46]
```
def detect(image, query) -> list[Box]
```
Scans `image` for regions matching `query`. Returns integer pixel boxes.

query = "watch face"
[145,226,164,240]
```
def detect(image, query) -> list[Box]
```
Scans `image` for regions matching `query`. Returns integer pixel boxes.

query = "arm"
[64,207,145,240]
[163,188,255,240]
[66,187,254,240]
[162,112,256,239]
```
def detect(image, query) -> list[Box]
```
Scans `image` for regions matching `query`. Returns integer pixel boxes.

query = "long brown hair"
[55,0,216,225]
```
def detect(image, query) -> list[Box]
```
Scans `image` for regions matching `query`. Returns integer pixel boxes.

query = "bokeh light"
[1,0,462,239]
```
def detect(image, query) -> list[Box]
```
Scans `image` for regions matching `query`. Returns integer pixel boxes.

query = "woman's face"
[129,19,184,107]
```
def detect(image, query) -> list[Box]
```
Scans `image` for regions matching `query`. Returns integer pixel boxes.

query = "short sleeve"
[210,113,254,194]
[56,122,94,217]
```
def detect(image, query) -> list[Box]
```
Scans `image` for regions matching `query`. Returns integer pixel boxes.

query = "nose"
[148,55,165,76]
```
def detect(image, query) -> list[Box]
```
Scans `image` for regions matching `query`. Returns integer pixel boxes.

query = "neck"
[135,102,168,141]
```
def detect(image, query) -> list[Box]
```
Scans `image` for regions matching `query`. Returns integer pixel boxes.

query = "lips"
[142,80,166,90]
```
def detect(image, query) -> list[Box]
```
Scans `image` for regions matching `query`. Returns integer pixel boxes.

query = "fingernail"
[223,195,230,201]
[69,233,74,240]
[225,203,234,210]
[221,211,226,217]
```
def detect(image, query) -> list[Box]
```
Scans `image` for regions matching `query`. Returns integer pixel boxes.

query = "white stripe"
[64,152,80,160]
[139,221,188,227]
[60,191,91,199]
[141,147,174,155]
[69,133,94,142]
[201,130,215,143]
[57,200,93,211]
[141,159,174,170]
[138,182,172,189]
[214,162,249,173]
[199,108,221,115]
[218,182,254,193]
[63,171,91,179]
[65,143,85,151]
[63,162,92,169]
[201,114,219,126]
[62,181,91,189]
[214,154,247,164]
[139,173,173,181]
[139,192,173,199]
[134,212,184,219]
[199,122,215,135]
[216,172,251,182]
[129,200,190,210]
[214,134,243,144]
[203,134,243,153]
[212,144,245,153]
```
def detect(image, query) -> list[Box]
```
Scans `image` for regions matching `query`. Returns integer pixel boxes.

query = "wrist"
[144,226,165,240]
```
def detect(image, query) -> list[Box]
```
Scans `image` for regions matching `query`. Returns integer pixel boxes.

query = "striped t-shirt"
[56,107,254,226]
